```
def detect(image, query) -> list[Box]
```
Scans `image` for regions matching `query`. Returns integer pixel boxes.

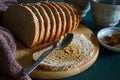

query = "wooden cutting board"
[14,24,99,79]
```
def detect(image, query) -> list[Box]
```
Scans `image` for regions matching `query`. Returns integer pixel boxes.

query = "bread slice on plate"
[2,4,39,47]
[41,2,62,40]
[33,34,94,71]
[56,2,72,33]
[39,3,56,42]
[50,2,66,36]
[34,4,51,43]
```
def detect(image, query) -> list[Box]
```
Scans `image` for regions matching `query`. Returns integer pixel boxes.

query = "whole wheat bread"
[2,2,82,47]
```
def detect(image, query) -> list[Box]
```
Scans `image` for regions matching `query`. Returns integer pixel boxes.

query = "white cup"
[91,0,120,29]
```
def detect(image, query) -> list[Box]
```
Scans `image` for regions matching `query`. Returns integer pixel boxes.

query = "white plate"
[97,27,120,52]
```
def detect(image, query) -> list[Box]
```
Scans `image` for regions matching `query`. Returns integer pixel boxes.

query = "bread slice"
[25,4,45,44]
[39,3,56,42]
[56,2,72,33]
[41,2,62,40]
[33,34,93,71]
[59,2,74,32]
[34,4,51,43]
[2,4,39,47]
[50,2,66,36]
[22,4,45,44]
[70,3,82,31]
[61,2,77,32]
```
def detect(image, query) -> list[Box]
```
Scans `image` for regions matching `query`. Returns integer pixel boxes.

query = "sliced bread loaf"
[2,2,82,47]
[2,4,39,47]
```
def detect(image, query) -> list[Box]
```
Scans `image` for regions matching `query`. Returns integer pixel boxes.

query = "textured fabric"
[0,26,32,80]
[0,0,31,79]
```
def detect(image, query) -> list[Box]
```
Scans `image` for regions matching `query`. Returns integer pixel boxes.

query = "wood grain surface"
[14,24,99,79]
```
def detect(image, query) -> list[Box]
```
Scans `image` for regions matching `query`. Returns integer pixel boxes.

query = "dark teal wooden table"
[33,11,120,80]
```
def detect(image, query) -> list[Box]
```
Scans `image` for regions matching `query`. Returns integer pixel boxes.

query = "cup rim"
[91,0,120,6]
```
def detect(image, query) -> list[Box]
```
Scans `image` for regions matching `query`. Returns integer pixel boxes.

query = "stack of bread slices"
[2,1,82,47]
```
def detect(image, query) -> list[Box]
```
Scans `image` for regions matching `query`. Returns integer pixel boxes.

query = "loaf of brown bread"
[2,4,40,47]
[2,1,82,47]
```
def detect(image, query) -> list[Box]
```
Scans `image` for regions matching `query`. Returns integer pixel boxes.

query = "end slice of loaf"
[33,34,93,71]
[2,4,39,47]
